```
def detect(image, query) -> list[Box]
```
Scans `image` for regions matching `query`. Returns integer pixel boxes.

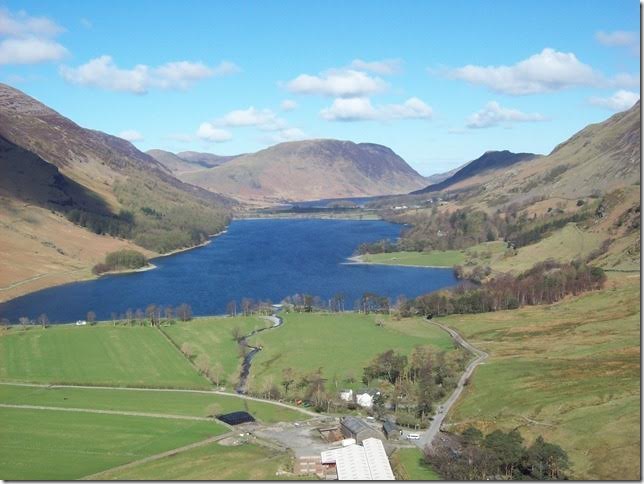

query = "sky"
[0,0,640,176]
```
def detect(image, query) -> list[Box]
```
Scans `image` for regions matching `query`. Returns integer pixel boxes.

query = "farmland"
[91,441,289,480]
[443,273,640,480]
[0,324,209,388]
[0,406,225,480]
[392,448,440,480]
[245,312,456,392]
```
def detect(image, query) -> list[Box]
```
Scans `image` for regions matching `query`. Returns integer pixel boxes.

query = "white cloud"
[466,101,547,129]
[0,37,67,64]
[589,90,640,112]
[0,8,68,65]
[60,56,239,94]
[211,60,241,76]
[350,58,403,75]
[216,106,286,131]
[596,30,638,48]
[269,127,307,143]
[281,99,298,111]
[196,123,232,142]
[286,69,388,97]
[321,96,433,122]
[445,48,614,95]
[118,130,144,142]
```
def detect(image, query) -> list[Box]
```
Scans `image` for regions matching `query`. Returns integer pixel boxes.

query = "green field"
[246,312,456,391]
[392,448,440,480]
[0,406,226,480]
[0,384,306,423]
[0,324,209,388]
[163,316,272,380]
[444,273,640,480]
[91,441,289,480]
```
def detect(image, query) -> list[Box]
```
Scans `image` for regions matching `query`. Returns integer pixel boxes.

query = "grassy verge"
[391,448,440,480]
[0,384,305,423]
[90,441,290,480]
[0,324,209,388]
[443,273,640,480]
[0,406,225,480]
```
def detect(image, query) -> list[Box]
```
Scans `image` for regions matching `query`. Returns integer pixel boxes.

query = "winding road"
[415,320,488,451]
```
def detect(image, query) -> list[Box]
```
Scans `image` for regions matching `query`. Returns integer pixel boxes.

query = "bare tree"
[210,362,224,387]
[87,311,96,324]
[164,306,174,322]
[125,308,134,324]
[110,312,118,326]
[180,342,195,358]
[135,308,144,325]
[18,317,30,328]
[241,298,253,316]
[226,300,237,317]
[177,303,192,322]
[37,313,49,328]
[146,304,158,326]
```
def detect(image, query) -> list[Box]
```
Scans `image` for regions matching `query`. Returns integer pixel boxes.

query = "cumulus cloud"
[466,101,547,129]
[0,8,68,65]
[118,130,144,142]
[196,123,233,142]
[280,99,298,111]
[321,96,433,122]
[286,69,388,97]
[588,90,640,112]
[60,56,239,94]
[350,58,403,75]
[216,106,286,131]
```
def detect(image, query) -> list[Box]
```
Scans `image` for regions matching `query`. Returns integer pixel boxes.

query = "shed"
[216,411,255,425]
[340,416,383,444]
[382,420,400,440]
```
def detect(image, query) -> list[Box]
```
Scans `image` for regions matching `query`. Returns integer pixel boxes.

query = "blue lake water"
[0,218,457,323]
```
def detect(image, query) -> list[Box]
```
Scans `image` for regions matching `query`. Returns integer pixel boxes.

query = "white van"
[407,433,420,440]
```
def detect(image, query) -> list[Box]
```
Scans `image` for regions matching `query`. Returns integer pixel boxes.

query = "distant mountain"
[147,149,241,175]
[180,139,428,203]
[413,151,540,194]
[0,83,233,259]
[424,162,470,185]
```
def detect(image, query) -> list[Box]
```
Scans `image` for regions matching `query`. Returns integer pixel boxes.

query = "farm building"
[382,420,400,440]
[320,437,395,480]
[339,389,354,402]
[340,416,383,443]
[216,411,255,425]
[356,389,380,408]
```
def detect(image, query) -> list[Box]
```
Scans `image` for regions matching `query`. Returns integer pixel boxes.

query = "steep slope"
[147,149,239,175]
[413,151,540,194]
[0,83,234,254]
[181,139,428,203]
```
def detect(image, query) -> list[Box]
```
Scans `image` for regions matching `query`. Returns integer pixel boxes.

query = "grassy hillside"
[0,406,225,480]
[246,312,456,392]
[91,441,289,480]
[0,325,209,388]
[443,273,640,480]
[392,448,440,480]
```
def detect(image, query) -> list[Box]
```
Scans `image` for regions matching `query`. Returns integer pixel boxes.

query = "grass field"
[0,324,209,388]
[163,316,272,380]
[246,312,456,392]
[0,406,226,480]
[0,384,306,423]
[91,441,289,480]
[443,273,640,480]
[391,448,440,480]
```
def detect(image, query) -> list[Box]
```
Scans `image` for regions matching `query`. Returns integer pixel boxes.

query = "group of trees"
[92,249,148,275]
[427,427,569,480]
[400,260,606,318]
[362,347,467,427]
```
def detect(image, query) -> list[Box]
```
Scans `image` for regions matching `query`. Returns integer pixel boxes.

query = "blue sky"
[1,0,640,175]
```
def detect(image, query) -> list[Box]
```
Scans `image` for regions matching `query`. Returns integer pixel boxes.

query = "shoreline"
[343,254,454,269]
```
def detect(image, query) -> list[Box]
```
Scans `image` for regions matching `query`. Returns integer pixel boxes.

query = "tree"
[195,355,211,379]
[462,426,484,446]
[18,316,30,328]
[37,313,49,328]
[281,367,296,396]
[226,300,237,317]
[483,429,524,478]
[125,308,134,324]
[209,362,224,387]
[164,306,174,322]
[231,326,244,343]
[180,342,195,358]
[87,311,96,324]
[135,308,144,324]
[146,304,159,326]
[176,303,192,321]
[524,435,570,480]
[241,298,253,316]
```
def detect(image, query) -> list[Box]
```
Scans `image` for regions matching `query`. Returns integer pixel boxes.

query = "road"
[415,320,488,451]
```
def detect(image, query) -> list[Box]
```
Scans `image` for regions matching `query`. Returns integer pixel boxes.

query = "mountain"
[180,139,428,203]
[413,150,540,194]
[0,83,234,299]
[146,149,240,175]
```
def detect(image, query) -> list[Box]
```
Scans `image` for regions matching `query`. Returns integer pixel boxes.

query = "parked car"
[407,433,420,440]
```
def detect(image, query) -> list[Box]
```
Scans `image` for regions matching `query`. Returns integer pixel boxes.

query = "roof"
[320,438,395,481]
[383,420,398,433]
[216,411,255,425]
[341,416,371,434]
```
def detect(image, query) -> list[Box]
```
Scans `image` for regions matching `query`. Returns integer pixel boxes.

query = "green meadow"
[0,406,225,480]
[392,448,440,480]
[246,312,456,391]
[0,324,209,388]
[92,441,289,480]
[444,273,640,480]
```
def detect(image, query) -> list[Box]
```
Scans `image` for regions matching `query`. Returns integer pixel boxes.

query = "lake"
[0,218,458,323]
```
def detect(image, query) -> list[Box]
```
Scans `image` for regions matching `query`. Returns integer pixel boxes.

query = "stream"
[235,314,283,394]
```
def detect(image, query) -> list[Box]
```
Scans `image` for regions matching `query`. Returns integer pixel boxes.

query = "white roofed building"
[320,437,395,480]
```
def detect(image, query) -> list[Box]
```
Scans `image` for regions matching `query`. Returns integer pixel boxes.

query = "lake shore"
[344,254,453,269]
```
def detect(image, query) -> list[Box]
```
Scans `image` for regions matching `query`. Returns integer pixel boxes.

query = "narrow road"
[415,320,488,451]
[0,402,212,421]
[0,381,319,418]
